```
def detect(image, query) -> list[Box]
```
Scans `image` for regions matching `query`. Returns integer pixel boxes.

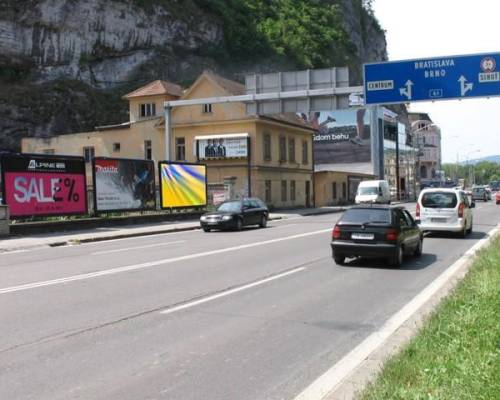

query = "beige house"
[22,72,316,208]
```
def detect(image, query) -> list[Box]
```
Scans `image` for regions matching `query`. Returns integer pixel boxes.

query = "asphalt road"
[1,201,499,400]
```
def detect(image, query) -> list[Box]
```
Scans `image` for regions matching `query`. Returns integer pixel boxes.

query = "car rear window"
[340,208,391,224]
[421,192,458,208]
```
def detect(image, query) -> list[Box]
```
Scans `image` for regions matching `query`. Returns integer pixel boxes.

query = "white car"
[416,188,474,237]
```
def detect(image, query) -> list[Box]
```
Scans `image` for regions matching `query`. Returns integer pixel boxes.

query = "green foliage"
[195,0,356,68]
[443,161,500,185]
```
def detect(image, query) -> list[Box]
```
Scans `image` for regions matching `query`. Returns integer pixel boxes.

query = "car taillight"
[332,225,341,239]
[386,228,398,242]
[416,203,420,218]
[458,202,464,218]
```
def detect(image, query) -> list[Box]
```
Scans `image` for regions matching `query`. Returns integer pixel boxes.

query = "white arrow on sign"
[458,75,473,96]
[399,80,413,100]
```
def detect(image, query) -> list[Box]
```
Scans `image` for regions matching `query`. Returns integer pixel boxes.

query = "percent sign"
[63,178,80,202]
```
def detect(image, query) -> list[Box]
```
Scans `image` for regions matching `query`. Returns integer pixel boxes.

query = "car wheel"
[235,218,243,231]
[202,227,211,232]
[389,245,403,268]
[259,215,267,228]
[413,237,423,257]
[467,221,473,235]
[459,224,467,238]
[333,253,345,265]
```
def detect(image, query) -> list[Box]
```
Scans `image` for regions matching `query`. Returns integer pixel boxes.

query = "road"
[1,201,498,400]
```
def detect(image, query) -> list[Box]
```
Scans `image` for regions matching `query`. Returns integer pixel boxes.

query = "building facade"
[22,72,315,208]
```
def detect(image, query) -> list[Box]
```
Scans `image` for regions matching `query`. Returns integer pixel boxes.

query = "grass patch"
[360,235,500,400]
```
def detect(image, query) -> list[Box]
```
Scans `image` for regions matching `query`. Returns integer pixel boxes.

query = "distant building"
[22,71,315,208]
[408,112,442,181]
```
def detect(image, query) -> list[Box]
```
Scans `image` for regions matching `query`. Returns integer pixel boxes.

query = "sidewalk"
[0,206,346,253]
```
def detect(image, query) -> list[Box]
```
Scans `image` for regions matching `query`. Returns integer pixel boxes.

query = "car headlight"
[222,215,232,221]
[200,216,207,221]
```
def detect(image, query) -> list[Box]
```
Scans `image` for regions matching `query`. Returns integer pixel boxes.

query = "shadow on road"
[340,252,438,271]
[425,231,487,240]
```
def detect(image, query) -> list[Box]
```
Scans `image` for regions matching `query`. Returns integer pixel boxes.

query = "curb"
[295,223,500,400]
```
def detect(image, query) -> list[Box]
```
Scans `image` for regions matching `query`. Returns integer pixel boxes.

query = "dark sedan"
[200,198,269,232]
[331,205,423,267]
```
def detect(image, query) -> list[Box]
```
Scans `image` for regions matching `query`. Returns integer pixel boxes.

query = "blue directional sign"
[364,52,500,105]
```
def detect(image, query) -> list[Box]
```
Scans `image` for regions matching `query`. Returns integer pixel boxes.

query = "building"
[22,72,316,208]
[408,112,442,181]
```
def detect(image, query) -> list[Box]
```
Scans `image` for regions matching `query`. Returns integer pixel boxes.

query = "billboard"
[159,162,207,209]
[93,157,156,212]
[301,108,374,175]
[196,134,248,159]
[1,153,87,217]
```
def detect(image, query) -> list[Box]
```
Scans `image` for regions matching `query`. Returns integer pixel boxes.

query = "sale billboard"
[93,157,156,212]
[159,162,207,209]
[0,153,87,217]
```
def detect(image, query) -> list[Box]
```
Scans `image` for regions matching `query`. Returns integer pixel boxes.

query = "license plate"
[431,218,447,223]
[352,233,374,240]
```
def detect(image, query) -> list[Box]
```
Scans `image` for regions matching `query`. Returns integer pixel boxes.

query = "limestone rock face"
[0,0,386,151]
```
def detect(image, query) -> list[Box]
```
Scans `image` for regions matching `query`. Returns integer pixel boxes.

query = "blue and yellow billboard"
[159,162,207,209]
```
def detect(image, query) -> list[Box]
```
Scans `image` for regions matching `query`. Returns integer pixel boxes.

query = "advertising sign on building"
[159,162,207,209]
[93,157,156,212]
[301,108,374,175]
[0,153,87,217]
[196,134,248,160]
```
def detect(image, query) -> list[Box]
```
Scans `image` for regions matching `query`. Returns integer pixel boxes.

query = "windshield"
[358,187,379,195]
[217,201,242,213]
[421,192,458,208]
[472,187,484,193]
[340,209,391,224]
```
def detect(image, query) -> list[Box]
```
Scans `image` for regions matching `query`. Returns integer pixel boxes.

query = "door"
[305,181,311,208]
[395,209,417,250]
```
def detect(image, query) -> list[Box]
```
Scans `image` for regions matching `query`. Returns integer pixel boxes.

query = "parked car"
[355,180,391,204]
[416,189,474,237]
[200,198,268,232]
[471,186,488,202]
[495,191,500,204]
[331,205,423,267]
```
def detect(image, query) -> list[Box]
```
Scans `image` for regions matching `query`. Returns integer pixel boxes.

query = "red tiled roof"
[261,113,316,131]
[203,71,246,95]
[123,80,183,99]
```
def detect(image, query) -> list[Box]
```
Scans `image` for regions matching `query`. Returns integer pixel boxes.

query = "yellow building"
[22,72,316,208]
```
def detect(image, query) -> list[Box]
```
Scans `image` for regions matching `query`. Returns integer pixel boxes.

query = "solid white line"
[0,228,330,295]
[160,267,306,315]
[91,240,185,255]
[294,223,500,400]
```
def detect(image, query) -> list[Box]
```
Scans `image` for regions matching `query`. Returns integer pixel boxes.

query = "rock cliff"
[0,0,386,150]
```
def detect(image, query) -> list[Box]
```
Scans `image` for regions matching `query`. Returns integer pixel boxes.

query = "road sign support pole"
[164,105,172,161]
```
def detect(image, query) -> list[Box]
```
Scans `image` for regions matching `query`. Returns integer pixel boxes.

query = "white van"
[416,188,474,237]
[355,180,391,204]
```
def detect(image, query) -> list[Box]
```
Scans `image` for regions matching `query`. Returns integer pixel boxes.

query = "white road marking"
[294,223,500,400]
[160,267,306,315]
[0,228,330,295]
[91,241,186,255]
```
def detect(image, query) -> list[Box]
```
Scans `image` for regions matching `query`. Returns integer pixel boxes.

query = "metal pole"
[164,105,172,161]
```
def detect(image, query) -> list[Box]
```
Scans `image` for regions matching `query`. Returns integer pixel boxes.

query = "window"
[175,137,185,161]
[288,138,295,162]
[395,210,409,227]
[290,180,296,202]
[144,140,152,160]
[43,149,55,154]
[302,141,308,164]
[83,147,94,163]
[265,180,272,203]
[202,103,212,114]
[281,180,287,202]
[342,182,347,199]
[279,136,287,161]
[263,133,271,161]
[113,143,120,152]
[332,182,337,199]
[140,103,156,118]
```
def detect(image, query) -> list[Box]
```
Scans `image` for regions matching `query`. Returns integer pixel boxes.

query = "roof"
[95,121,131,131]
[202,71,246,96]
[260,113,316,131]
[123,80,184,99]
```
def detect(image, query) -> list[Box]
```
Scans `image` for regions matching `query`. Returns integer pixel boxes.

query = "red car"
[495,191,500,204]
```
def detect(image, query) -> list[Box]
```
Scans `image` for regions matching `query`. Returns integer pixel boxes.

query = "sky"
[372,0,500,163]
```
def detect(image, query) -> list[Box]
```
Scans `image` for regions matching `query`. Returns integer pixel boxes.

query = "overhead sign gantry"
[364,52,500,105]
